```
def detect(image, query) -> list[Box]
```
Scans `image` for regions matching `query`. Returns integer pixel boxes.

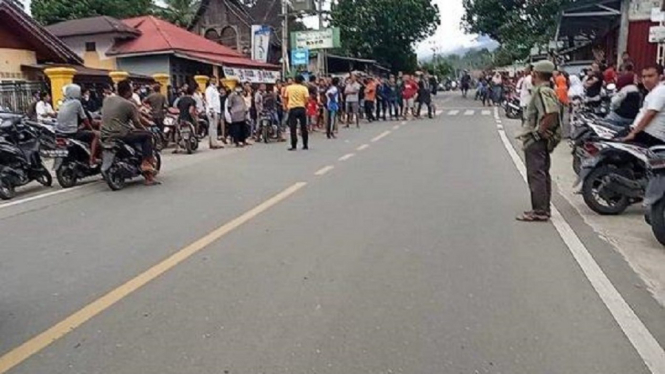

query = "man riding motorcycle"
[101,79,158,185]
[56,84,100,165]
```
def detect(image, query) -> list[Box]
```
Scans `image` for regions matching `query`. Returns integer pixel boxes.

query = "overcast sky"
[415,0,478,56]
[303,0,476,57]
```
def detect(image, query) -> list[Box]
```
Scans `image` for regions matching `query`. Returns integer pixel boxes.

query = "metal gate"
[0,81,47,113]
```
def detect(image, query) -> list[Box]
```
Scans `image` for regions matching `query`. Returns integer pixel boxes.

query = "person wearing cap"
[516,60,562,222]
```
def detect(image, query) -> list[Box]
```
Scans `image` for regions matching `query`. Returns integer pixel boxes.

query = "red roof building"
[50,15,279,88]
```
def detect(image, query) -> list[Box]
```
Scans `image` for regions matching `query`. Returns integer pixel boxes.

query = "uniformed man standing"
[516,60,562,222]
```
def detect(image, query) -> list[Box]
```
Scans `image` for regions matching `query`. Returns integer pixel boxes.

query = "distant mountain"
[420,36,499,62]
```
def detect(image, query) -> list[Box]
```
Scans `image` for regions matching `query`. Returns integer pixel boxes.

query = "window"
[85,42,96,52]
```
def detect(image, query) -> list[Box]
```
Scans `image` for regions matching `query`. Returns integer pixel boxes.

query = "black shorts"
[73,130,95,143]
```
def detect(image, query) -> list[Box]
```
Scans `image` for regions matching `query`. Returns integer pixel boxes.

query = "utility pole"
[317,0,325,76]
[282,0,290,78]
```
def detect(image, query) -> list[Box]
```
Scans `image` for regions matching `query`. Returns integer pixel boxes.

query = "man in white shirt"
[623,64,665,147]
[204,80,223,149]
[35,91,56,123]
[517,65,533,124]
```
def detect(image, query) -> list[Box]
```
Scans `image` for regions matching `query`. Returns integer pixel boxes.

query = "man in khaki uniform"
[516,60,562,222]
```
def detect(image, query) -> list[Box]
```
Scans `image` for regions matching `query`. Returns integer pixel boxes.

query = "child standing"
[306,94,318,132]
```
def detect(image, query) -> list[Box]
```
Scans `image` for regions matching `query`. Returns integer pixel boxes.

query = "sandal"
[516,212,549,222]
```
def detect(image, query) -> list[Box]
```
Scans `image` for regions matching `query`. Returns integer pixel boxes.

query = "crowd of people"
[16,69,443,186]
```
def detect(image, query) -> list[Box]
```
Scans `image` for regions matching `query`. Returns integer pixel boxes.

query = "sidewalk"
[502,114,665,307]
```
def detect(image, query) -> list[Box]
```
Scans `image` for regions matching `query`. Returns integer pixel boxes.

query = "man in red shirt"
[401,74,418,119]
[603,62,617,84]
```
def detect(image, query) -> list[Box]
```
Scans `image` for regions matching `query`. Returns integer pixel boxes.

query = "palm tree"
[159,0,201,28]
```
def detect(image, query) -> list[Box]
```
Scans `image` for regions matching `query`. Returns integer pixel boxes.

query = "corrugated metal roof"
[46,16,141,38]
[627,20,658,70]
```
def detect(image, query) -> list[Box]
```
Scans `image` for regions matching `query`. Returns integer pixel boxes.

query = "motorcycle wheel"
[105,165,126,191]
[572,153,581,175]
[0,178,15,200]
[263,125,269,144]
[36,169,53,187]
[56,163,78,188]
[153,151,162,173]
[190,136,199,151]
[650,199,665,246]
[582,165,631,215]
[154,133,164,151]
[184,133,194,154]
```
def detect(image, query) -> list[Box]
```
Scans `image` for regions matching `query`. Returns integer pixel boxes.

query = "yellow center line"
[0,182,307,374]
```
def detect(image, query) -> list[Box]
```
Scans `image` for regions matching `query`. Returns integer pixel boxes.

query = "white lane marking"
[392,125,400,130]
[448,110,459,116]
[314,165,335,176]
[464,110,475,116]
[493,107,665,374]
[0,183,92,210]
[435,109,443,115]
[400,121,407,125]
[371,131,391,142]
[356,144,370,151]
[482,110,491,116]
[497,124,504,129]
[338,153,355,161]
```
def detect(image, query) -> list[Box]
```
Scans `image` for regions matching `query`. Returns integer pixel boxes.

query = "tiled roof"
[46,16,141,38]
[108,16,278,70]
[109,15,244,57]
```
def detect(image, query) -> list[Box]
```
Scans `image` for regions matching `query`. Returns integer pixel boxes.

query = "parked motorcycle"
[101,139,161,191]
[644,146,665,245]
[51,134,100,188]
[569,113,623,174]
[162,110,198,154]
[257,111,281,143]
[577,139,649,215]
[197,113,209,139]
[0,114,54,199]
[503,94,522,119]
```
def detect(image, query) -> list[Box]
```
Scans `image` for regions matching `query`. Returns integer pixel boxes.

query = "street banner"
[631,0,663,20]
[291,28,341,50]
[222,67,280,84]
[251,25,271,62]
[291,49,309,66]
[649,25,665,43]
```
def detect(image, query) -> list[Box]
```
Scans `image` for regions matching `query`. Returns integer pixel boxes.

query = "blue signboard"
[291,49,309,66]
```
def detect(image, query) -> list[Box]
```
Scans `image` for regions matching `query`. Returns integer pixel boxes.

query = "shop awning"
[556,0,622,42]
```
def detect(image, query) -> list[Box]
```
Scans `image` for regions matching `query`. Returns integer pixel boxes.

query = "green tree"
[156,0,201,28]
[331,0,440,72]
[31,0,153,25]
[462,0,568,60]
[421,59,454,78]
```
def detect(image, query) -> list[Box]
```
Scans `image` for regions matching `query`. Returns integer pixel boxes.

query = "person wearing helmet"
[516,60,562,222]
[56,84,99,165]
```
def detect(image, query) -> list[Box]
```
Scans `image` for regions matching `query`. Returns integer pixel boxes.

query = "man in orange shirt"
[553,69,570,137]
[364,77,377,122]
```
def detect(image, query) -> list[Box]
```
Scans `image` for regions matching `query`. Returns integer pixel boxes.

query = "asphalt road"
[1,93,664,373]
